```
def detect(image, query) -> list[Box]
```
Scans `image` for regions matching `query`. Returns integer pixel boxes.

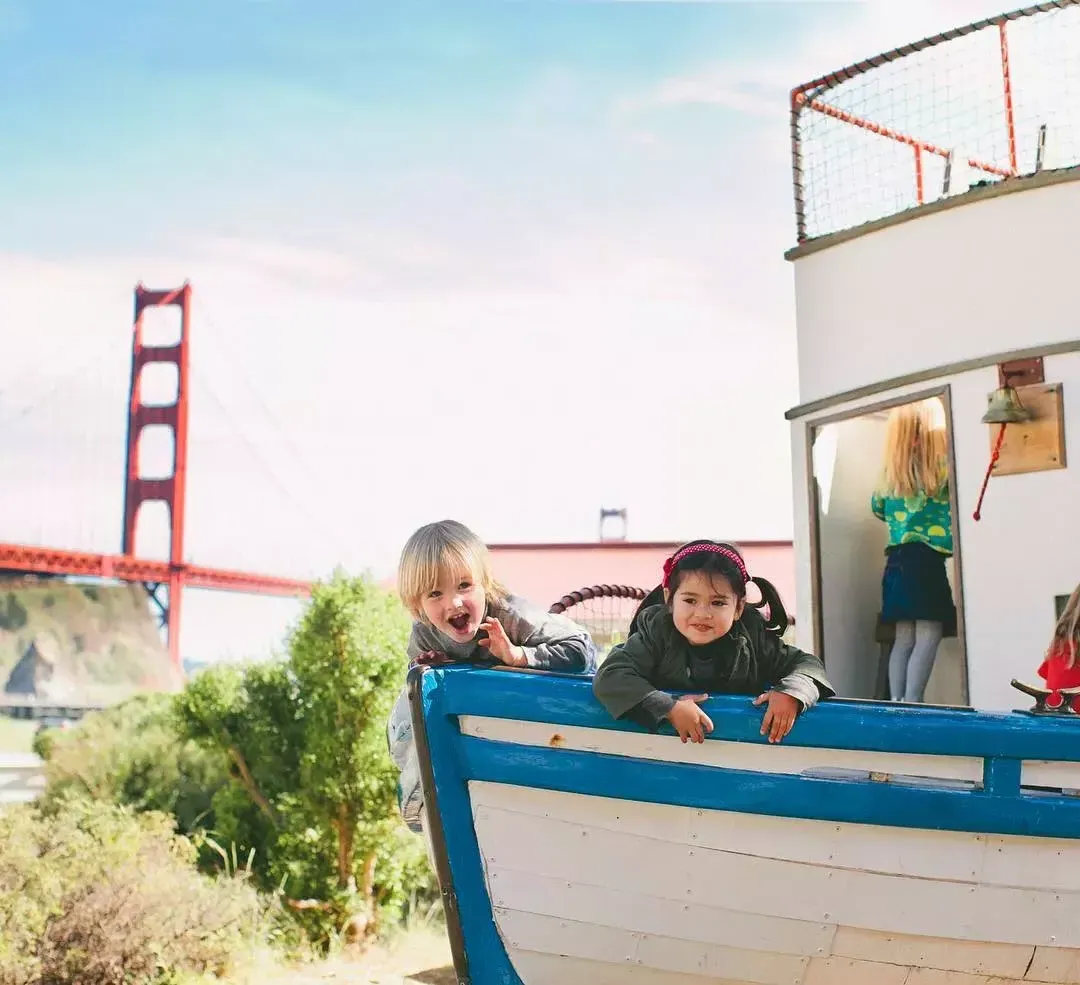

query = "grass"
[0,716,37,754]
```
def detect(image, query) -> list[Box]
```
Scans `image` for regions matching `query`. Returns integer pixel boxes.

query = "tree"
[289,572,408,897]
[173,571,429,946]
[174,660,303,831]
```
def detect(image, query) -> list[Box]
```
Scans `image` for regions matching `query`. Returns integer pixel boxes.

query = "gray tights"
[888,620,943,703]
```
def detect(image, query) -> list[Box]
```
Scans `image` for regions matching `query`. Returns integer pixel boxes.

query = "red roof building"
[488,539,796,623]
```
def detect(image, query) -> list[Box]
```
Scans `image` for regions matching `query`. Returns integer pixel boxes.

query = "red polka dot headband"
[662,543,749,588]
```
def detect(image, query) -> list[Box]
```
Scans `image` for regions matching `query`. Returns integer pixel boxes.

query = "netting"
[791,0,1080,242]
[548,585,647,657]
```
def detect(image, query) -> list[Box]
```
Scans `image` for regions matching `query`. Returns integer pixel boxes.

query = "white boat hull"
[410,667,1080,985]
[475,781,1079,984]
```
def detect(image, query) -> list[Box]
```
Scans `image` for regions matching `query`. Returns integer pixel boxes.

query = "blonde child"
[387,519,597,837]
[871,398,956,703]
[1036,583,1080,693]
[593,540,833,745]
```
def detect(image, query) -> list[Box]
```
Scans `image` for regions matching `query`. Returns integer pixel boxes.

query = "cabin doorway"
[807,389,968,706]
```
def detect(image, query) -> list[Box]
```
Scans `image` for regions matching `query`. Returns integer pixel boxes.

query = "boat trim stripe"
[458,736,1080,841]
[438,667,1080,762]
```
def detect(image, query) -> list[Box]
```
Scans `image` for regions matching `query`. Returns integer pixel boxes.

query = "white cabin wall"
[791,175,1080,405]
[924,564,965,706]
[790,351,1080,711]
[814,417,889,698]
[790,423,815,656]
[789,177,1080,710]
[948,352,1080,711]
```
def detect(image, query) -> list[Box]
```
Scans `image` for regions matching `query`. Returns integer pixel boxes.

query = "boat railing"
[790,0,1080,243]
[414,665,1080,825]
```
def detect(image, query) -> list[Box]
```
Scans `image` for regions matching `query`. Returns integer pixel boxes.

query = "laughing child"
[387,519,597,838]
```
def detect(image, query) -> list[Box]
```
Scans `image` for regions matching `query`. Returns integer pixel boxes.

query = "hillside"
[0,577,180,703]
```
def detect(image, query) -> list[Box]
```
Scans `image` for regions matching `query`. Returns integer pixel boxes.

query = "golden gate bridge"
[0,282,312,673]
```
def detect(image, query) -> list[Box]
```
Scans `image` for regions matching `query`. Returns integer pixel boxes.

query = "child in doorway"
[592,540,833,745]
[1036,583,1080,692]
[871,398,956,704]
[386,519,597,836]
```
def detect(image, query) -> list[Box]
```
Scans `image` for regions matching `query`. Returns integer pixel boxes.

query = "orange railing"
[790,0,1080,242]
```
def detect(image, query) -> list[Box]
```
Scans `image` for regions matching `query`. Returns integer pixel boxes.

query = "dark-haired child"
[593,540,833,744]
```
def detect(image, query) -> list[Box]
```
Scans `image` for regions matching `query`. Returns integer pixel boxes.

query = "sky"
[0,0,1026,662]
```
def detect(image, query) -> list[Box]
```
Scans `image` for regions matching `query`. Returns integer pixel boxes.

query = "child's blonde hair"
[878,398,948,499]
[1050,584,1080,668]
[397,519,508,622]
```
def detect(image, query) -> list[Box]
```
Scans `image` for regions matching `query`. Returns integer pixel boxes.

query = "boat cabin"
[786,92,1079,713]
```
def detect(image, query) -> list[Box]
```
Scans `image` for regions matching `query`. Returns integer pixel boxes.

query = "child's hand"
[666,694,714,744]
[753,690,800,743]
[411,649,451,668]
[477,617,528,667]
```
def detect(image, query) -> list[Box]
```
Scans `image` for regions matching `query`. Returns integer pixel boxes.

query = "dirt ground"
[257,927,455,985]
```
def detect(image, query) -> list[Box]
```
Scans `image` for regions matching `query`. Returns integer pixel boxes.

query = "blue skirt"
[880,542,956,633]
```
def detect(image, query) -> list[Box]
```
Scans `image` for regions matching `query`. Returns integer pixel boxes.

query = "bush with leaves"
[34,692,227,837]
[174,572,438,948]
[0,795,267,985]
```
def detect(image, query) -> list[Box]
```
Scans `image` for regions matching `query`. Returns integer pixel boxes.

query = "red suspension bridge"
[0,282,312,672]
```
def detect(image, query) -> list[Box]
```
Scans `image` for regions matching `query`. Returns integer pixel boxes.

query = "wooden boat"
[409,3,1080,982]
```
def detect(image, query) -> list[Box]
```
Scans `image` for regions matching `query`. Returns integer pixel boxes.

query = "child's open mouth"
[448,613,471,633]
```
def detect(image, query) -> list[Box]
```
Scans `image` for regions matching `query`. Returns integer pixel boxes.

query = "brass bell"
[981,385,1031,424]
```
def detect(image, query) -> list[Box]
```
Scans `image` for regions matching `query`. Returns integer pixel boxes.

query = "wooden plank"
[459,715,984,783]
[488,866,836,956]
[1021,761,1080,792]
[473,804,1080,947]
[470,783,1080,893]
[1027,946,1080,984]
[802,956,911,985]
[990,382,1066,477]
[509,948,761,984]
[831,926,1033,978]
[903,971,1009,984]
[495,909,810,985]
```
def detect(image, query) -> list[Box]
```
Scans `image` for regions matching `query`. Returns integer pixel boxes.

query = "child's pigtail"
[747,575,790,637]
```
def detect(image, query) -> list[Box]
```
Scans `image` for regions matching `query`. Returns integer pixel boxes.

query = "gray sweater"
[386,594,597,831]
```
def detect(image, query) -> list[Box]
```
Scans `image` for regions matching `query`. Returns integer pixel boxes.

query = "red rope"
[973,423,1008,521]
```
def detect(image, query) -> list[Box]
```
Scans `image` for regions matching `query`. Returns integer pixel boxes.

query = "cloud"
[620,1,1080,238]
[621,0,1032,123]
[198,237,357,286]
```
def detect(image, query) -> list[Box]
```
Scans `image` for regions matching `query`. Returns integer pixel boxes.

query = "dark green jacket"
[593,604,834,731]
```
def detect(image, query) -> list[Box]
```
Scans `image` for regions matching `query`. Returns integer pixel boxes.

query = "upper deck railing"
[790,0,1080,243]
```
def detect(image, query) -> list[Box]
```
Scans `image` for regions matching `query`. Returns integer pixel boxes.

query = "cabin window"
[807,387,969,707]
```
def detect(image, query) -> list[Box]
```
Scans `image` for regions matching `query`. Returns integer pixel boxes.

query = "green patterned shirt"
[871,484,953,555]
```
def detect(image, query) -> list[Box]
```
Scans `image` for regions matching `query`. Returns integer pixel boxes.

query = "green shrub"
[30,571,440,956]
[35,693,227,837]
[0,797,266,985]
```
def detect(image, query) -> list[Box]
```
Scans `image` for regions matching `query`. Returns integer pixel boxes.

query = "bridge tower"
[121,283,192,671]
